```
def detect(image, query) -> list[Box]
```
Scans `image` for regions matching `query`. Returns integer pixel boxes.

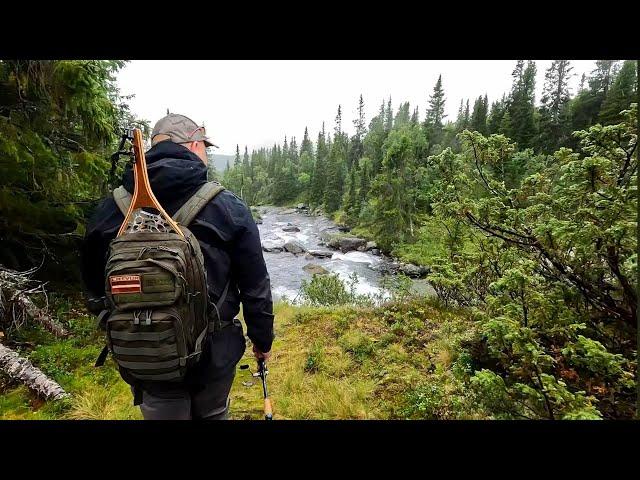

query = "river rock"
[282,225,300,232]
[373,262,400,275]
[280,208,297,215]
[283,241,306,254]
[319,230,338,243]
[365,241,377,251]
[307,249,334,258]
[371,248,381,256]
[398,263,431,278]
[328,235,367,253]
[262,243,284,253]
[303,263,329,275]
[297,203,308,210]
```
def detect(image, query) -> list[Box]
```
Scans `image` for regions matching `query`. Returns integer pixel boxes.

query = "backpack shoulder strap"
[173,182,226,226]
[113,186,132,216]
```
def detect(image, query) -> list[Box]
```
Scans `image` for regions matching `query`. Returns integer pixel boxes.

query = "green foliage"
[299,272,370,307]
[0,60,147,278]
[598,60,638,125]
[424,105,637,418]
[304,341,325,373]
[338,330,375,363]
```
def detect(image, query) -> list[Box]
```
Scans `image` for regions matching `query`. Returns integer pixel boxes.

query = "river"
[256,206,434,302]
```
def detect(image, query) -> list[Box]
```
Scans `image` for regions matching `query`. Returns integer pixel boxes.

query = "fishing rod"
[240,359,273,420]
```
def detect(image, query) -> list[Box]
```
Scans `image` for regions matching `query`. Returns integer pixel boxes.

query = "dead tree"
[0,264,69,400]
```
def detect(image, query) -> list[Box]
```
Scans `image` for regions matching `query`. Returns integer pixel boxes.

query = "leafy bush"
[299,272,374,307]
[425,106,638,418]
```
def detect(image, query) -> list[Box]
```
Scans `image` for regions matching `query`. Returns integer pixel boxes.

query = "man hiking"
[81,113,274,420]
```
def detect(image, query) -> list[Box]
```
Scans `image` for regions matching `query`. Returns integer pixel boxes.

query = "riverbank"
[254,205,436,301]
[0,295,483,420]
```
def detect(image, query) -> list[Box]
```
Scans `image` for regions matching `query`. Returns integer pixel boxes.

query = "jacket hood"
[121,140,208,205]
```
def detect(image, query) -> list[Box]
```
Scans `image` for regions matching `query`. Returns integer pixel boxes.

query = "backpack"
[95,181,228,404]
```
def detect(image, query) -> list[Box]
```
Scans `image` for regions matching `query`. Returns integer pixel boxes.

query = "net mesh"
[126,209,173,233]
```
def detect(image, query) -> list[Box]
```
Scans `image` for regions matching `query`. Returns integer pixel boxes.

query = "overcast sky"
[116,60,597,156]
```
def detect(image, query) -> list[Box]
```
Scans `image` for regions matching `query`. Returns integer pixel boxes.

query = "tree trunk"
[0,343,69,401]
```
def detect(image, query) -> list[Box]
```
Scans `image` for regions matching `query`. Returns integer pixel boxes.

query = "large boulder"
[328,235,367,253]
[365,241,377,251]
[303,263,329,275]
[282,225,300,232]
[283,241,306,254]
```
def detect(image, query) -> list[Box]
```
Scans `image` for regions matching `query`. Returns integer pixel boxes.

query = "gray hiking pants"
[134,319,246,420]
[135,368,236,420]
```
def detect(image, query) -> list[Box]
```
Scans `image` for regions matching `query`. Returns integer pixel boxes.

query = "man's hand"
[253,344,271,362]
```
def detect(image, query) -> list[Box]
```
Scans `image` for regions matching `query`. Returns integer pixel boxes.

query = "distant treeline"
[223,60,637,242]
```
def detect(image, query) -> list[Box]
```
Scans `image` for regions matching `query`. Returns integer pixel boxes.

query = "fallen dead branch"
[0,264,70,401]
[0,343,69,400]
[0,264,68,337]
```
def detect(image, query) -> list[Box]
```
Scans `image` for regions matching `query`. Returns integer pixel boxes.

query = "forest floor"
[0,295,483,420]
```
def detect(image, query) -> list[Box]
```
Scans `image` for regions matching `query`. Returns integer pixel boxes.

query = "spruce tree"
[234,144,241,167]
[394,101,411,127]
[470,95,489,135]
[426,74,446,127]
[424,75,446,152]
[411,106,419,125]
[537,60,574,151]
[507,60,537,148]
[310,123,327,206]
[349,95,366,171]
[599,60,638,125]
[324,106,346,213]
[487,95,507,135]
[569,60,621,136]
[384,97,393,132]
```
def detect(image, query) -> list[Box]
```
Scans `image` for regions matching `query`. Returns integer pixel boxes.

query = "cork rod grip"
[264,398,273,419]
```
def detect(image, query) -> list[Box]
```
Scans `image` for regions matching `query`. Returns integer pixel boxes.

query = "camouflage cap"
[151,113,218,148]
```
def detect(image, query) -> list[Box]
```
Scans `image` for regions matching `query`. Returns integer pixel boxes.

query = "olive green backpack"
[95,181,227,404]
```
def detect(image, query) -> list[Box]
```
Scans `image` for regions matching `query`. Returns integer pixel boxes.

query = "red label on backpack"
[110,275,142,294]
